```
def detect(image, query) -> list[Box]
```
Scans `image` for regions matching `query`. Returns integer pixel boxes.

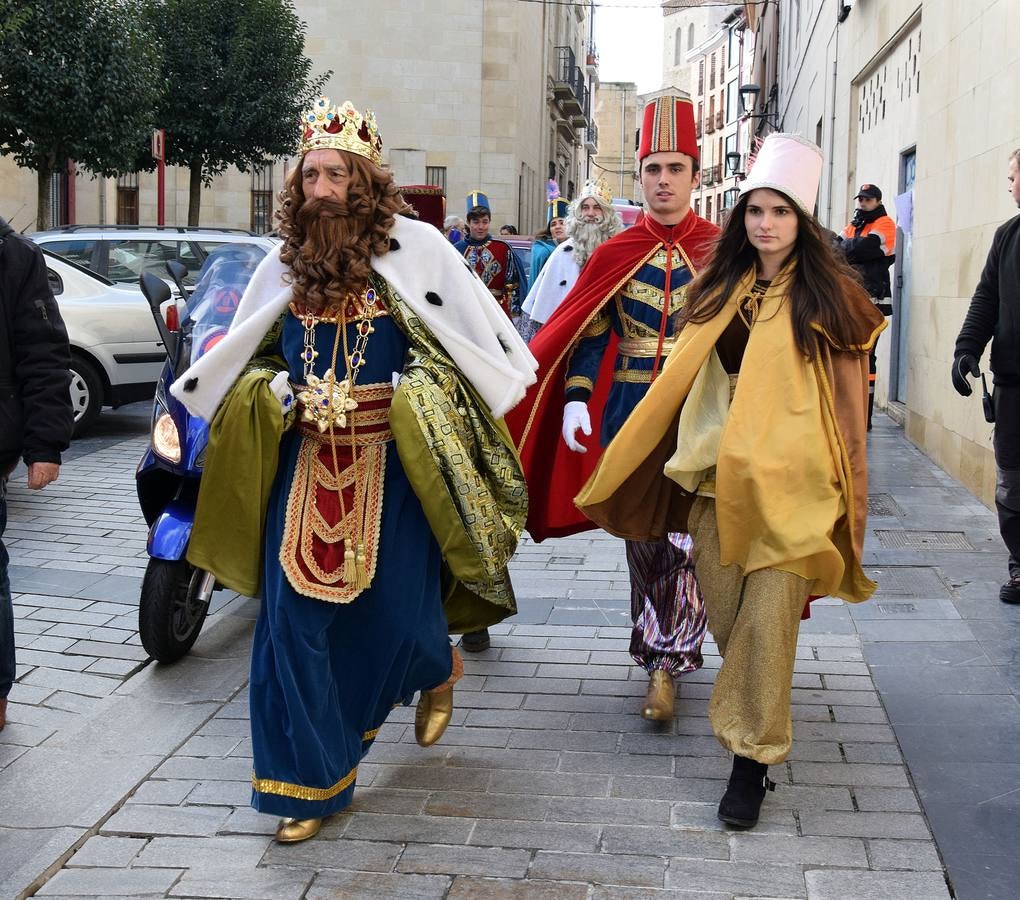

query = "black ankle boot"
[717,754,775,827]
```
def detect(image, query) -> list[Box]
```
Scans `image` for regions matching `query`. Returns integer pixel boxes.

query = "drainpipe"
[826,12,839,227]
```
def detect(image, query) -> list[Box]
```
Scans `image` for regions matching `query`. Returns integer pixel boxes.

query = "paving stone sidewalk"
[1,434,244,778]
[2,413,1014,898]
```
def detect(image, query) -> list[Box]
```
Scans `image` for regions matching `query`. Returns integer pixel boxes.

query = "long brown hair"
[276,150,409,313]
[680,190,865,356]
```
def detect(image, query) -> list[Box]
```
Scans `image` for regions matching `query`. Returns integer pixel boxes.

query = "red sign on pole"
[151,129,164,161]
[153,128,166,226]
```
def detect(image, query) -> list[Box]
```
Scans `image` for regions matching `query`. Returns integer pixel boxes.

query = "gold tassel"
[343,545,357,585]
[354,541,371,589]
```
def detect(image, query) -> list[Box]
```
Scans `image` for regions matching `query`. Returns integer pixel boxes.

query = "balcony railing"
[695,121,702,138]
[715,111,724,129]
[705,116,715,134]
[701,164,722,187]
[554,46,586,117]
[585,121,598,152]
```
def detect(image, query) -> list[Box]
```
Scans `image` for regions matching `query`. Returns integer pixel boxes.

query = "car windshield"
[184,244,264,365]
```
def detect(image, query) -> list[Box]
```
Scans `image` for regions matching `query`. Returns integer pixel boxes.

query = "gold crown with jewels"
[299,96,383,164]
[578,177,613,206]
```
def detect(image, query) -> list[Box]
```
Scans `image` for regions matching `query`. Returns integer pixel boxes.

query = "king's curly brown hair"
[276,150,410,313]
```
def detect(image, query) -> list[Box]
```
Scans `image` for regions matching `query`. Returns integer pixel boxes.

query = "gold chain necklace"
[291,286,380,590]
[292,286,379,432]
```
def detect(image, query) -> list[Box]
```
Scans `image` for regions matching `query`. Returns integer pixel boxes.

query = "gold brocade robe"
[575,267,886,605]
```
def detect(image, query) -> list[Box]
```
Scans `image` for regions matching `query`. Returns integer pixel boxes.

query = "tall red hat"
[638,95,698,164]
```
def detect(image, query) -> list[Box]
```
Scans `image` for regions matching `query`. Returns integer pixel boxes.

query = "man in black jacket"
[953,150,1020,604]
[840,184,897,430]
[0,216,73,730]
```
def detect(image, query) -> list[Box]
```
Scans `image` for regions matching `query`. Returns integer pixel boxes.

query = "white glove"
[269,370,294,416]
[562,400,591,453]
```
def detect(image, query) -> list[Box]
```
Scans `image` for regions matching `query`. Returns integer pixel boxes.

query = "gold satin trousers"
[687,497,809,765]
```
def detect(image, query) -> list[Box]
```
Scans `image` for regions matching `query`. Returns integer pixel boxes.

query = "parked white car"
[42,251,169,433]
[31,226,277,290]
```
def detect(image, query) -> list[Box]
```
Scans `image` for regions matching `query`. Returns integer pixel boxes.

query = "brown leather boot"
[0,697,7,732]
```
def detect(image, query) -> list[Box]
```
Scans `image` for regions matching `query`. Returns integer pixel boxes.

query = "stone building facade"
[591,81,640,202]
[0,0,600,237]
[740,0,1018,507]
[661,1,753,228]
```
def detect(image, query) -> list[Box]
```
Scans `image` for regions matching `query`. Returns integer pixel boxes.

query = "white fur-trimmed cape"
[520,240,581,325]
[169,216,538,421]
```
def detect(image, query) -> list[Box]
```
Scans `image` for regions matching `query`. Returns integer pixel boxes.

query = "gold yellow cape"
[575,266,886,604]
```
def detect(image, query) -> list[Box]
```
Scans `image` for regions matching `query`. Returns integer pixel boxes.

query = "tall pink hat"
[738,133,823,215]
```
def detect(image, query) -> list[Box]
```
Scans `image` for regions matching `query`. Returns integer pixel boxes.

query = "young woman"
[576,133,884,828]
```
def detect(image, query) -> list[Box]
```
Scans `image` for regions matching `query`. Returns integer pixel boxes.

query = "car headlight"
[152,413,181,463]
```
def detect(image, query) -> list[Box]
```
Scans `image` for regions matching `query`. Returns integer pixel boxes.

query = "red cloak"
[505,209,719,541]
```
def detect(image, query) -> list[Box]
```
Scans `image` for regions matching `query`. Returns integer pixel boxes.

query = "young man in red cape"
[505,94,719,721]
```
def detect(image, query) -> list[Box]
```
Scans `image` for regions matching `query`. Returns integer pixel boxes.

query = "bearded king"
[521,177,624,335]
[169,97,537,843]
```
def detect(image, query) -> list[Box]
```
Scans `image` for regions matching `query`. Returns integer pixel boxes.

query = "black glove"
[952,353,980,397]
[850,209,867,229]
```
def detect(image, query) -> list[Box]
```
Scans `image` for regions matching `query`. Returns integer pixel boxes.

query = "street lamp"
[738,83,761,115]
[725,151,743,177]
[722,187,741,209]
[739,83,780,129]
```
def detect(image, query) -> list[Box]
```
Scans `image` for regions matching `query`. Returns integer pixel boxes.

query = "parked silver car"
[31,225,275,290]
[42,251,168,433]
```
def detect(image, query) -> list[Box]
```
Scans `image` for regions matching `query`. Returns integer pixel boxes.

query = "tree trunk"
[188,159,203,226]
[36,161,53,231]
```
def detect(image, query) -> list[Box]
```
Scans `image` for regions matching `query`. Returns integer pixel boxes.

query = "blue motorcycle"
[136,248,260,662]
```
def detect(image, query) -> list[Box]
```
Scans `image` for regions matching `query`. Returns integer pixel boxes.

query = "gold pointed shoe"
[415,685,453,747]
[275,817,322,843]
[641,670,676,721]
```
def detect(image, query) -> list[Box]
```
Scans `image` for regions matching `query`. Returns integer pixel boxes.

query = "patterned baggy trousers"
[625,532,707,677]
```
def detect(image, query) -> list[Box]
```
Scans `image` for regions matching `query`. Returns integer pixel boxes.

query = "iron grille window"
[48,170,68,227]
[250,165,273,234]
[116,173,139,225]
[426,166,447,193]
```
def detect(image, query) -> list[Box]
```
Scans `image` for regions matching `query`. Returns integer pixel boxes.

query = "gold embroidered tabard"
[278,382,393,603]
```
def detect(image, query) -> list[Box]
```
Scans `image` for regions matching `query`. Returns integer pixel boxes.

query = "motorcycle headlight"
[153,413,181,463]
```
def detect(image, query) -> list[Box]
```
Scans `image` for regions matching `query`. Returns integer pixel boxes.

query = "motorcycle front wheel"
[139,558,213,663]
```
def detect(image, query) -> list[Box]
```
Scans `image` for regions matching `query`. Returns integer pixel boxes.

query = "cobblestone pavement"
[0,413,1015,898]
[1,422,244,779]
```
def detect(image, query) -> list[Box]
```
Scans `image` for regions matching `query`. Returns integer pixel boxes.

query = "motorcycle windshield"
[184,244,266,365]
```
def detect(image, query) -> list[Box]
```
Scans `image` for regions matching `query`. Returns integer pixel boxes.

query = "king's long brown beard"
[288,198,374,313]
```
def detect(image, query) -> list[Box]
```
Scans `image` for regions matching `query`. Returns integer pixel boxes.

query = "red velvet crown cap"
[638,96,698,163]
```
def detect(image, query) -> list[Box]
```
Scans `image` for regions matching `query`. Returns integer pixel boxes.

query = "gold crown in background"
[578,177,614,205]
[299,97,383,164]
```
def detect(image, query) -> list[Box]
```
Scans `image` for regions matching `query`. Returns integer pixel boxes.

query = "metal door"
[891,149,916,401]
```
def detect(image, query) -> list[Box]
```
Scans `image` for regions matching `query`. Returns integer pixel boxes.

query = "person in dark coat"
[0,216,73,731]
[839,184,897,430]
[952,149,1020,604]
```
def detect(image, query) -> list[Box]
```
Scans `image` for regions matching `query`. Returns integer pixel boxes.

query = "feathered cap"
[299,96,383,165]
[547,198,569,223]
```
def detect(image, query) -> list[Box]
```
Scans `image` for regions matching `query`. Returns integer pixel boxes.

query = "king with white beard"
[520,179,623,336]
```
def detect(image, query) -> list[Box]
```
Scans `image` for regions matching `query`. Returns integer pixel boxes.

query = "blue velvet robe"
[249,300,451,819]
